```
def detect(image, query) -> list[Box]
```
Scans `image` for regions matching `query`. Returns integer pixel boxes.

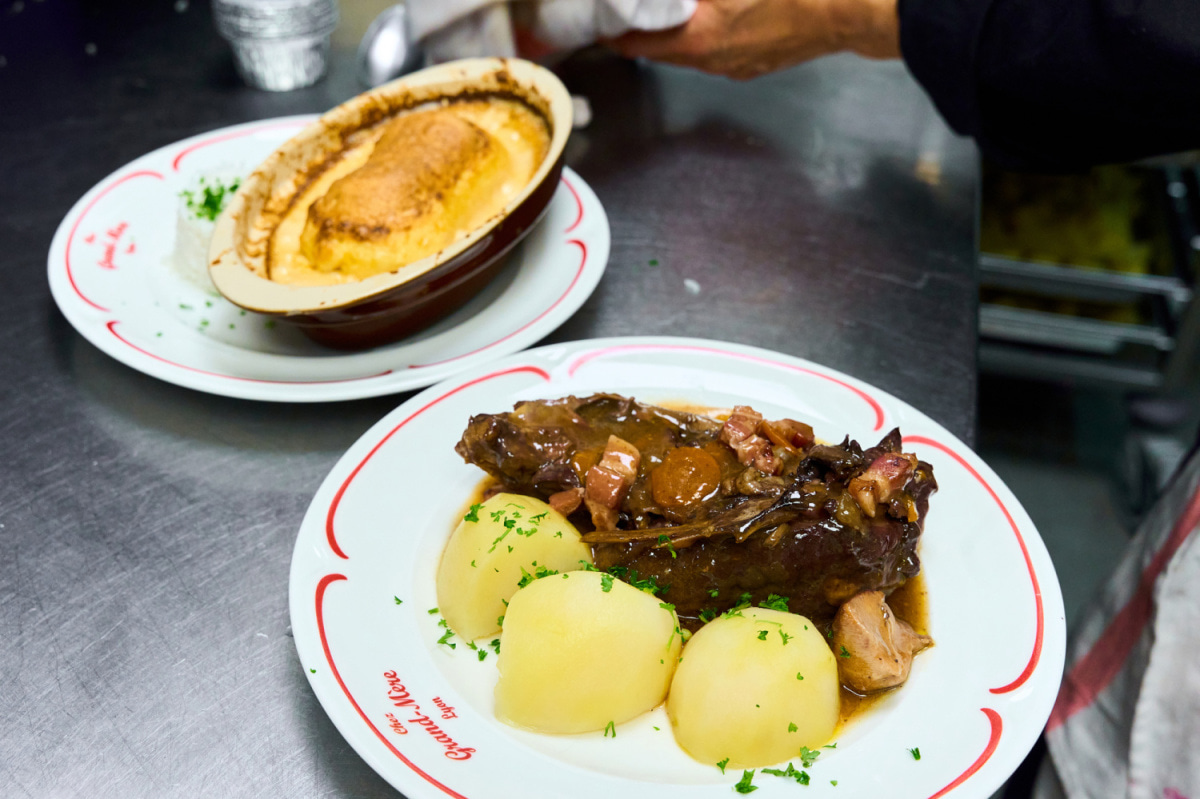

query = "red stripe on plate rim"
[562,174,584,233]
[315,574,469,799]
[324,365,552,559]
[565,344,887,432]
[171,118,310,172]
[411,175,589,370]
[64,170,165,313]
[904,435,1044,694]
[106,320,394,385]
[927,708,1003,799]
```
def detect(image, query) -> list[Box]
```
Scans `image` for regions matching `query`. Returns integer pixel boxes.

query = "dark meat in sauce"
[454,394,937,633]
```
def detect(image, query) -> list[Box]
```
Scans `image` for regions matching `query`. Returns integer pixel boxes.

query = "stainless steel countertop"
[0,2,978,796]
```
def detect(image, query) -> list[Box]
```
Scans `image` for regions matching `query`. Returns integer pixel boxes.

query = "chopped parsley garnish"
[656,534,678,558]
[603,721,616,738]
[709,588,720,598]
[909,747,921,761]
[659,601,676,613]
[798,747,821,768]
[699,609,717,623]
[497,614,505,627]
[756,630,769,641]
[309,668,316,674]
[716,758,730,774]
[779,630,793,645]
[463,503,482,522]
[600,574,614,592]
[831,781,838,786]
[796,672,804,680]
[734,770,758,794]
[824,743,838,749]
[180,176,241,222]
[760,594,790,612]
[490,638,501,654]
[839,645,852,658]
[530,512,548,523]
[436,628,456,649]
[393,596,402,605]
[762,763,809,785]
[788,722,798,733]
[427,607,439,615]
[517,564,560,589]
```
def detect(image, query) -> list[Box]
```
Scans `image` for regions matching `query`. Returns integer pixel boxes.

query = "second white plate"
[289,336,1066,799]
[47,116,610,402]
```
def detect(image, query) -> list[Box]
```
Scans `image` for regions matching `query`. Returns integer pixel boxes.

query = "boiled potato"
[437,493,592,641]
[495,570,682,733]
[667,608,839,768]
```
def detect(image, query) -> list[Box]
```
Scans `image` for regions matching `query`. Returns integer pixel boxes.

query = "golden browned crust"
[303,109,494,246]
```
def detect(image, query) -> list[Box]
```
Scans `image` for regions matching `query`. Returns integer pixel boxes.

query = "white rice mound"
[169,170,243,293]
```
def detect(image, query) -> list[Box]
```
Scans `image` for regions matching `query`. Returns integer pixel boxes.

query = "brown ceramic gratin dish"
[208,58,572,350]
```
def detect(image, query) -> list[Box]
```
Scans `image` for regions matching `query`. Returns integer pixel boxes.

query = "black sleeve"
[898,0,1200,169]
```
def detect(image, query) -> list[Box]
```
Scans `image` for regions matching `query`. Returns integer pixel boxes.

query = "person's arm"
[606,0,900,81]
[610,0,1200,168]
[902,0,1200,167]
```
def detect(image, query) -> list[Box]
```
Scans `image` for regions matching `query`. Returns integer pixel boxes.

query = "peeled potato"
[495,570,682,733]
[437,493,592,641]
[667,608,839,768]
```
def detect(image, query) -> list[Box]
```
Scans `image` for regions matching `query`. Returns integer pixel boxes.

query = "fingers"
[604,24,696,63]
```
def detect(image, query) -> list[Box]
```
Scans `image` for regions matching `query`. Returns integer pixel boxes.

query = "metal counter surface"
[0,2,977,796]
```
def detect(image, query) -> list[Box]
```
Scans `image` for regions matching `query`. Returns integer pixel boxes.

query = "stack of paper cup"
[213,0,339,91]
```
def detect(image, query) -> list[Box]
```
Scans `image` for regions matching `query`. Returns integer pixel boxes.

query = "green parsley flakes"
[909,747,921,761]
[788,722,798,733]
[600,573,614,593]
[603,721,616,738]
[762,763,809,785]
[798,747,821,768]
[760,594,790,612]
[463,503,482,522]
[716,758,730,774]
[180,176,241,222]
[393,596,403,605]
[734,770,758,794]
[839,645,852,658]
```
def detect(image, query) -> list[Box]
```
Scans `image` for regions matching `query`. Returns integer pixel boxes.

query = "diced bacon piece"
[720,406,763,448]
[585,463,629,508]
[584,435,641,529]
[720,406,781,475]
[548,487,584,516]
[596,434,641,479]
[759,418,815,451]
[586,500,620,532]
[848,453,918,518]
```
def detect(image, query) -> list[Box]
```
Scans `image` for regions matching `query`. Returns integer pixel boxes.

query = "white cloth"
[1035,444,1200,799]
[407,0,697,63]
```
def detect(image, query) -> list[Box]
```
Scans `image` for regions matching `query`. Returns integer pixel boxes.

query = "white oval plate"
[47,117,610,402]
[290,337,1066,799]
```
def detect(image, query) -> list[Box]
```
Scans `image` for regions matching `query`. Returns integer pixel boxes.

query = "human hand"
[605,0,900,80]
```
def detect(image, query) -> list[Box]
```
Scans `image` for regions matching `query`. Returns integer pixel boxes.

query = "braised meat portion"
[455,394,936,631]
